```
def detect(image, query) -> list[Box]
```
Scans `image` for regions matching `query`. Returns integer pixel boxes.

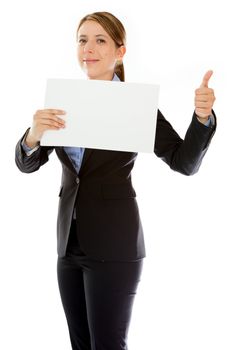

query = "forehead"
[78,20,108,37]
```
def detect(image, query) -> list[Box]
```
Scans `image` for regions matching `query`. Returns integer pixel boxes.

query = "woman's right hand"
[25,109,66,148]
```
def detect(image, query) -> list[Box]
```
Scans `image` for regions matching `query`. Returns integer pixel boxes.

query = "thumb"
[200,70,213,88]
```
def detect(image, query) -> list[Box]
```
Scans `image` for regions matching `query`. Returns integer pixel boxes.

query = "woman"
[15,11,216,350]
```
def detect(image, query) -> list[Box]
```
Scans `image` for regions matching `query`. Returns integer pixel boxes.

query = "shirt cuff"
[203,114,215,127]
[21,131,40,156]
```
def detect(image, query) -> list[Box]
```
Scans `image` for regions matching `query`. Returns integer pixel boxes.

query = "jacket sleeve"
[15,128,54,173]
[154,110,216,175]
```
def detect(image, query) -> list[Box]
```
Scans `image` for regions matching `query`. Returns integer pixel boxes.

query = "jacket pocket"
[101,183,136,199]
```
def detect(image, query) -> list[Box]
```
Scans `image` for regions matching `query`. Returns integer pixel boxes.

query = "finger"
[195,108,211,117]
[195,94,215,104]
[200,70,213,88]
[195,103,215,115]
[37,119,65,129]
[35,113,65,124]
[195,96,208,103]
[195,87,214,95]
[37,109,66,115]
[195,101,212,108]
[195,99,216,111]
[34,114,65,127]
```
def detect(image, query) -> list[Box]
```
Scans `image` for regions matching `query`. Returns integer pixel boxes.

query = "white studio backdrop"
[0,0,230,349]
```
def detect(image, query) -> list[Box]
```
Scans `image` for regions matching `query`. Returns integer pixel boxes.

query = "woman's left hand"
[194,70,216,124]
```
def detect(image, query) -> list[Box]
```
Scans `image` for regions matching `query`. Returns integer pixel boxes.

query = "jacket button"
[76,177,80,185]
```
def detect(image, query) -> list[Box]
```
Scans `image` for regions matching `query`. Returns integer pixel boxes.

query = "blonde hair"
[77,11,126,81]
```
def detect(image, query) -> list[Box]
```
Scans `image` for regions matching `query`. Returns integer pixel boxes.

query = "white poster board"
[41,78,159,153]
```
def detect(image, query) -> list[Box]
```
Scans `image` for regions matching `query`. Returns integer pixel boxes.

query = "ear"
[116,45,126,61]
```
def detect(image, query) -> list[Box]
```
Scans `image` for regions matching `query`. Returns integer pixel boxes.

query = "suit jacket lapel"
[79,148,94,175]
[55,147,77,174]
[55,147,94,176]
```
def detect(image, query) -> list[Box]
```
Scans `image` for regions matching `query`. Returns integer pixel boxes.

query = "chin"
[82,67,113,80]
[87,73,97,79]
[83,69,99,80]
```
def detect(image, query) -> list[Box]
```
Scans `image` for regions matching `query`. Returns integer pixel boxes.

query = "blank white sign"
[41,78,159,153]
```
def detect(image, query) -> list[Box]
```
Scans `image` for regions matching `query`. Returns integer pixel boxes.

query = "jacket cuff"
[193,110,217,130]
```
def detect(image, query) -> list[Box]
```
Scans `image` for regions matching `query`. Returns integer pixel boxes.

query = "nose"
[83,40,95,54]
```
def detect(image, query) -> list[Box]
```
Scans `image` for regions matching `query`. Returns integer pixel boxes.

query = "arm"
[15,128,54,173]
[154,70,216,175]
[154,110,216,176]
[15,108,66,173]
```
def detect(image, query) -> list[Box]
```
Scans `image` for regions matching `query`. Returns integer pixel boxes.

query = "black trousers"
[57,219,143,350]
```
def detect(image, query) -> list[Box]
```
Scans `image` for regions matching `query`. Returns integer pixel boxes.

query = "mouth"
[83,59,100,64]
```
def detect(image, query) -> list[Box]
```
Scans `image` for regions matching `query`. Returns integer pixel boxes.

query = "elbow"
[176,165,200,176]
[15,156,40,174]
[181,167,199,176]
[170,160,201,176]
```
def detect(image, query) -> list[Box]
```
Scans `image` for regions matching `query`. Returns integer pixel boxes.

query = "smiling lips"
[83,59,100,63]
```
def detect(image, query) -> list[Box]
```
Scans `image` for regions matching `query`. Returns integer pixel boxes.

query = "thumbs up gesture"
[195,70,216,123]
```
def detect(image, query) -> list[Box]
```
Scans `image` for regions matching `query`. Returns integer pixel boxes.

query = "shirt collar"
[112,73,121,82]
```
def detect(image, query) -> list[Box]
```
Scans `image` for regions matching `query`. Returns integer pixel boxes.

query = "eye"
[97,39,106,44]
[78,39,86,45]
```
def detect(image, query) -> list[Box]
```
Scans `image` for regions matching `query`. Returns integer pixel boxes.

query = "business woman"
[15,11,216,350]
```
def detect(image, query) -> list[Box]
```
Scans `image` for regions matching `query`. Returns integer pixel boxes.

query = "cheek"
[99,45,114,58]
[77,49,83,64]
[77,48,81,58]
[102,49,115,62]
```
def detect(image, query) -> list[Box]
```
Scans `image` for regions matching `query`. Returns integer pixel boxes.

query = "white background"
[1,0,230,349]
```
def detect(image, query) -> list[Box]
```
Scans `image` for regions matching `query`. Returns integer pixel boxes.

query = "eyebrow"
[78,34,108,38]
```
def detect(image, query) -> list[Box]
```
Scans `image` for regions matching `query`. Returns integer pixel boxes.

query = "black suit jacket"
[15,110,216,261]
